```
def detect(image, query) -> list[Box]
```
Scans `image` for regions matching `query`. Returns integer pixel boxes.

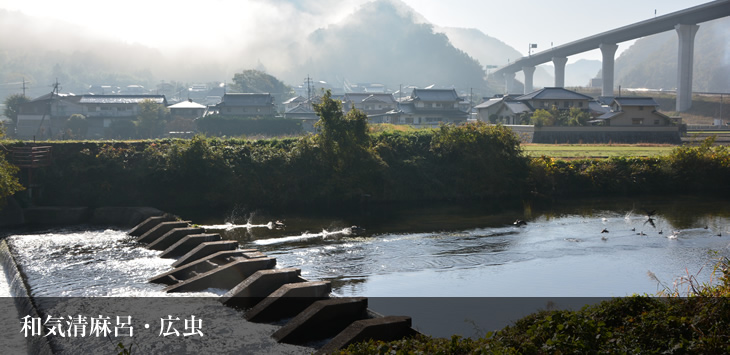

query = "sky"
[0,0,714,63]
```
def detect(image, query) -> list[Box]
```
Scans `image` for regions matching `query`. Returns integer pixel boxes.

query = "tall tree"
[230,69,292,96]
[3,93,30,125]
[137,99,169,138]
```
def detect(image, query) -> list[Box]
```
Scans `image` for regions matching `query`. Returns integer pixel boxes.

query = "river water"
[2,196,729,339]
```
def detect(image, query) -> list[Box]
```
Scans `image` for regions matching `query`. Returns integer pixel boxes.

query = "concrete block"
[245,281,331,323]
[159,234,220,259]
[128,215,175,237]
[136,221,190,244]
[219,268,302,309]
[149,249,257,285]
[241,251,267,259]
[272,297,368,344]
[147,227,205,250]
[164,257,276,293]
[316,316,415,355]
[171,240,240,267]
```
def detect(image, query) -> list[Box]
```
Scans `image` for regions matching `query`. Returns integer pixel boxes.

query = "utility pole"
[22,77,26,96]
[305,75,313,101]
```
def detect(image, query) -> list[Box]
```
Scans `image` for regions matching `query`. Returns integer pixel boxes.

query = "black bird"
[513,219,527,227]
[601,228,609,233]
[643,209,656,229]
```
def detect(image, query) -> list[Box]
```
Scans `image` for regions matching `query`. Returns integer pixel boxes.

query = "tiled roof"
[412,88,461,102]
[504,102,531,114]
[516,87,594,101]
[169,100,206,109]
[474,98,504,109]
[344,93,396,104]
[220,93,273,106]
[79,95,166,104]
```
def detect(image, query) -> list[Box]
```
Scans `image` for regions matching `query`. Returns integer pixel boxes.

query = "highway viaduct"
[491,0,730,111]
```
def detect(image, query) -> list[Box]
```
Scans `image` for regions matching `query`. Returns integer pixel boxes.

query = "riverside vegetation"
[1,91,730,215]
[1,92,730,353]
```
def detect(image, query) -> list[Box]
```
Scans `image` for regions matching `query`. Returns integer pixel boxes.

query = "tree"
[530,109,555,127]
[313,90,370,155]
[3,93,30,125]
[0,128,24,207]
[230,70,292,100]
[65,114,88,139]
[136,99,169,138]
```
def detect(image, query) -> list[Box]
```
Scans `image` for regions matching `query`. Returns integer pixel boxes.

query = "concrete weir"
[133,214,419,353]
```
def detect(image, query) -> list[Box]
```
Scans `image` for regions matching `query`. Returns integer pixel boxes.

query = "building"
[397,88,469,126]
[593,97,676,126]
[342,93,398,122]
[169,99,206,119]
[15,93,167,139]
[514,87,593,111]
[214,93,276,117]
[284,99,320,133]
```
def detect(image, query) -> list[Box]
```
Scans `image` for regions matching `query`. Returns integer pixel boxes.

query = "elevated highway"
[492,0,730,111]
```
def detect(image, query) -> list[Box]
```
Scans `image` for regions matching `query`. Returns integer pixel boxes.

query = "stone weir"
[135,215,419,354]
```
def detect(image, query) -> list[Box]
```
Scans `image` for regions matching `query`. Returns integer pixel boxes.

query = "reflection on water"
[3,195,730,300]
[226,196,730,297]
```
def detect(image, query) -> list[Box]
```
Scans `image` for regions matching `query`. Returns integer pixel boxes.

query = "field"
[521,144,676,158]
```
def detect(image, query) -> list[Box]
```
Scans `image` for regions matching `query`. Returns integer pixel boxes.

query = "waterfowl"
[513,219,527,227]
[601,228,609,234]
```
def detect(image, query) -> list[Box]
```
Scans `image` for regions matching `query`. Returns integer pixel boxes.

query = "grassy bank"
[3,128,730,218]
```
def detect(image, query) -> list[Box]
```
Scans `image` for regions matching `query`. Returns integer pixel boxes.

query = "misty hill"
[278,0,489,92]
[0,10,169,98]
[613,16,730,92]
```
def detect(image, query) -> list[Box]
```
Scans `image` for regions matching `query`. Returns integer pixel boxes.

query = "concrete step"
[159,234,220,259]
[147,227,205,250]
[245,281,332,323]
[136,221,190,244]
[148,249,256,285]
[128,215,175,237]
[272,297,369,345]
[219,268,303,309]
[171,240,240,268]
[316,316,415,355]
[164,257,277,293]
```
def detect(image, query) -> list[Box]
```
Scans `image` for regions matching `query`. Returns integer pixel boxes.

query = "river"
[2,195,729,339]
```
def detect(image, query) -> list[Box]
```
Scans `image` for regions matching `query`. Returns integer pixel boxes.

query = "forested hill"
[278,0,490,92]
[614,16,730,92]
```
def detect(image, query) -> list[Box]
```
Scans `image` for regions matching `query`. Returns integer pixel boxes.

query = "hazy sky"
[0,0,713,63]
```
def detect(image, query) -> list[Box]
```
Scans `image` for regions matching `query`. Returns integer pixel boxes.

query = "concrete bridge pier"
[522,66,536,93]
[676,23,699,112]
[600,43,618,98]
[552,56,568,88]
[503,71,516,94]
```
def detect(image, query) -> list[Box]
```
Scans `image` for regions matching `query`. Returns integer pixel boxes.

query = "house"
[283,96,307,111]
[169,99,206,119]
[79,95,167,138]
[214,93,276,117]
[284,99,320,133]
[514,87,593,111]
[343,93,398,119]
[397,88,469,126]
[474,94,527,124]
[15,93,84,139]
[593,97,676,126]
[15,93,167,139]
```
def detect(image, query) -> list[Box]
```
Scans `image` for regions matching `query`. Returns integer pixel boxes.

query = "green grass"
[522,144,675,158]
